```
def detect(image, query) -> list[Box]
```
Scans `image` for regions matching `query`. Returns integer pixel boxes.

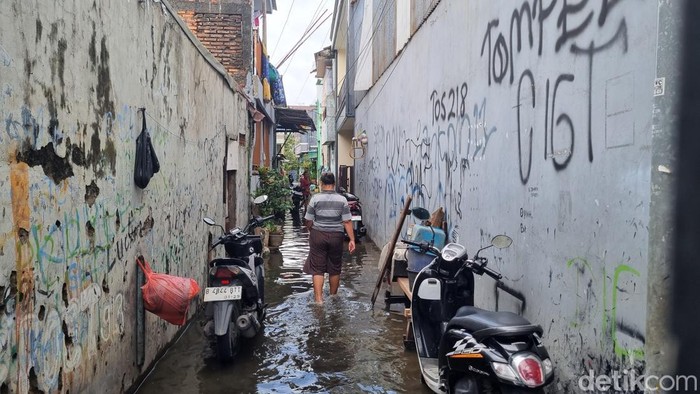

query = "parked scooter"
[338,187,367,241]
[202,195,273,362]
[403,210,554,393]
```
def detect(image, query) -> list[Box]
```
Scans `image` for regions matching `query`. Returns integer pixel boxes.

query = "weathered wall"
[354,0,675,388]
[0,0,250,392]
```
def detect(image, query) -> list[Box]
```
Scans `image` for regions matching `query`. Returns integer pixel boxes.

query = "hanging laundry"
[268,63,280,83]
[261,47,269,80]
[272,75,287,106]
[263,77,272,102]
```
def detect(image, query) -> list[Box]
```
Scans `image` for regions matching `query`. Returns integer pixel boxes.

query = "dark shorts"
[304,229,345,276]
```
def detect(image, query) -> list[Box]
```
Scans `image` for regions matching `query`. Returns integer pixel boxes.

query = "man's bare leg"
[329,274,340,295]
[313,275,325,303]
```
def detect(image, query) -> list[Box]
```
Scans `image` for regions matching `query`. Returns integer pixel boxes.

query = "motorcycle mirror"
[491,235,513,249]
[203,217,226,234]
[338,187,347,193]
[410,207,431,221]
[253,195,268,204]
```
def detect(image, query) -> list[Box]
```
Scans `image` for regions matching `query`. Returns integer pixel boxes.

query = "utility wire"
[276,0,330,66]
[280,13,331,75]
[276,0,326,64]
[366,41,407,113]
[295,71,313,103]
[271,0,296,59]
[278,11,331,68]
[142,107,224,145]
[335,0,395,91]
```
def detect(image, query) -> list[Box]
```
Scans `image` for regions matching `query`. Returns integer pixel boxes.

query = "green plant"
[256,167,292,221]
[262,220,283,235]
[281,136,315,180]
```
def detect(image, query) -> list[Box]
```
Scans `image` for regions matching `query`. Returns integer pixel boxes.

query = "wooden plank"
[397,277,412,299]
[370,196,413,307]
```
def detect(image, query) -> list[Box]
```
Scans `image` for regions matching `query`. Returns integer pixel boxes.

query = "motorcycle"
[202,195,273,362]
[403,210,554,393]
[338,187,367,241]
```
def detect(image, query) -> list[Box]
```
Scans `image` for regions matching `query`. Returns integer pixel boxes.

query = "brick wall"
[178,11,246,85]
[173,0,253,87]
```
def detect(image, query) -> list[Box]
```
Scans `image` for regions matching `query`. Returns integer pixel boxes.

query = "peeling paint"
[84,180,100,207]
[16,142,74,184]
[10,161,30,231]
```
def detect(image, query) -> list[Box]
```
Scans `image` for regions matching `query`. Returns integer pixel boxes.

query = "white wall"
[354,0,663,387]
[0,0,249,392]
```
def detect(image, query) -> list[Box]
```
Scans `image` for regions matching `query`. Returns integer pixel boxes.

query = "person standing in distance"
[300,170,311,209]
[303,172,356,303]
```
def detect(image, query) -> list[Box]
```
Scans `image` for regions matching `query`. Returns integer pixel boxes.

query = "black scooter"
[403,212,554,392]
[202,195,273,362]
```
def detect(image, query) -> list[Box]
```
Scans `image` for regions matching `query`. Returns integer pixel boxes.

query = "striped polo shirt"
[305,191,352,232]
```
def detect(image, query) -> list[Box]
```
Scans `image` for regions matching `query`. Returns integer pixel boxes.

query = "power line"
[366,40,407,113]
[271,0,296,59]
[276,0,326,65]
[336,0,395,91]
[295,71,313,103]
[278,10,331,68]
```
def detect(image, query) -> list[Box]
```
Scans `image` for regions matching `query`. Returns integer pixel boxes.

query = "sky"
[265,0,334,106]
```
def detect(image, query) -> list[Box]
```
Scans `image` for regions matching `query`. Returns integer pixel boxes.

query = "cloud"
[266,0,332,106]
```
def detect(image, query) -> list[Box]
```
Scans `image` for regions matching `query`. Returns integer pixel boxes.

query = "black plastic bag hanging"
[134,108,160,189]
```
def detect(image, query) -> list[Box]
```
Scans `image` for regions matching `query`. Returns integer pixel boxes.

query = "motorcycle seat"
[448,306,543,341]
[210,258,248,268]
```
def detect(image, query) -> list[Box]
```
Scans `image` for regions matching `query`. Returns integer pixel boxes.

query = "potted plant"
[255,167,291,247]
[263,220,284,250]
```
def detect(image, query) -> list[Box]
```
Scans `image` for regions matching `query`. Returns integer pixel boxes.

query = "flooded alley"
[133,216,430,393]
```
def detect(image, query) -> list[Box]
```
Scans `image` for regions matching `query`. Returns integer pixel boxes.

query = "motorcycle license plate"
[351,215,362,221]
[203,286,242,302]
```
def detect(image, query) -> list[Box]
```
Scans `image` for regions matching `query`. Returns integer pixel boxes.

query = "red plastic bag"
[136,256,200,325]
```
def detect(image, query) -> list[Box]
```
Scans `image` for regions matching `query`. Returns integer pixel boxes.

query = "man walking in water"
[303,172,356,303]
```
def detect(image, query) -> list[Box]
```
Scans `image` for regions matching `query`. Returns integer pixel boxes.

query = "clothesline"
[139,107,225,145]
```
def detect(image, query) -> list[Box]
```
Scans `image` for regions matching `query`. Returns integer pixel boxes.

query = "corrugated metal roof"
[275,107,316,133]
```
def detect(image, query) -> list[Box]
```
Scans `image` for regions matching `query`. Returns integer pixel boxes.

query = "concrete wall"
[0,0,250,392]
[353,0,675,388]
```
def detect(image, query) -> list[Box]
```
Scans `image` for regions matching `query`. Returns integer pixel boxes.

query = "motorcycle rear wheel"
[452,377,545,394]
[216,320,240,362]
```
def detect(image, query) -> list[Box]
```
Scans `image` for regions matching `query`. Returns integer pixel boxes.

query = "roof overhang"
[255,98,275,122]
[314,46,334,78]
[275,107,316,133]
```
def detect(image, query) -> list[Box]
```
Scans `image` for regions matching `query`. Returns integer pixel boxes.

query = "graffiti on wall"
[357,92,497,238]
[480,0,629,184]
[355,0,648,383]
[0,100,221,391]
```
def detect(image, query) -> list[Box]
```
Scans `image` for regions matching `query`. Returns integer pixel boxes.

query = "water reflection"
[135,215,430,394]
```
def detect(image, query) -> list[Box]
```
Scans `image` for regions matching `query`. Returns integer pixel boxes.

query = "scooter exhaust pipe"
[236,313,261,338]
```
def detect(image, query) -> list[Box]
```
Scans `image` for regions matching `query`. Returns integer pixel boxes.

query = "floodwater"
[134,213,431,394]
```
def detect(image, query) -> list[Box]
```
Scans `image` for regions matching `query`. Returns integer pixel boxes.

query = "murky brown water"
[134,215,431,394]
